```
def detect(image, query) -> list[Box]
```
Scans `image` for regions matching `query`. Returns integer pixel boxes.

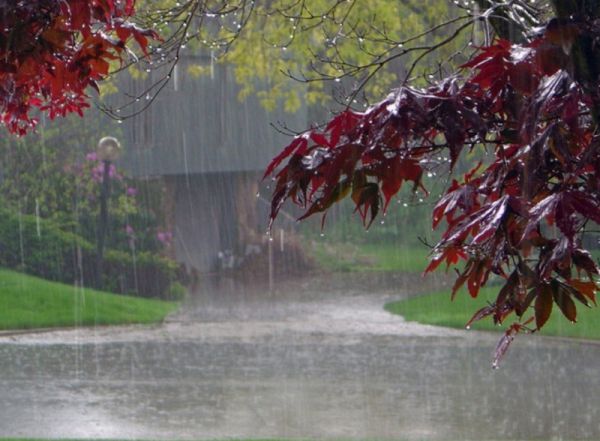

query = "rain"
[1,1,600,441]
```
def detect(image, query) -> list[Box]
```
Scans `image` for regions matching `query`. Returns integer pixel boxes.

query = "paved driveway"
[0,273,598,440]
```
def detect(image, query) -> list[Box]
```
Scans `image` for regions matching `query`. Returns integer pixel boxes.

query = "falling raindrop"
[35,199,41,238]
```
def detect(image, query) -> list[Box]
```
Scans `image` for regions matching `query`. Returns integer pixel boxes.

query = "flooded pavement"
[1,272,599,440]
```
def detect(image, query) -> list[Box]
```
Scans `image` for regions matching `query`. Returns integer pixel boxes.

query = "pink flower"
[157,231,173,246]
[90,163,121,182]
[126,187,137,197]
[109,164,123,181]
[86,152,98,162]
[91,164,104,182]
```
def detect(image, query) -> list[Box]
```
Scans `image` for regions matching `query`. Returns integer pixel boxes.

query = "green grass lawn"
[310,240,431,273]
[0,268,178,330]
[385,285,600,340]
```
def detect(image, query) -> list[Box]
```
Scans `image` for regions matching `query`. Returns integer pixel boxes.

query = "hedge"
[0,205,184,299]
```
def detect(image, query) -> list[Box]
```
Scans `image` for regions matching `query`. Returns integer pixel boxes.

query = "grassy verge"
[385,286,600,340]
[0,268,178,330]
[309,240,430,273]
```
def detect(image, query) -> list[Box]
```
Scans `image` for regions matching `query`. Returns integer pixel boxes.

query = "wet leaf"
[552,281,577,322]
[264,137,307,178]
[466,304,495,328]
[567,279,597,306]
[516,288,537,317]
[535,284,553,329]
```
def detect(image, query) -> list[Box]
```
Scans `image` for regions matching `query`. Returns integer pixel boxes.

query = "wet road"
[0,272,599,440]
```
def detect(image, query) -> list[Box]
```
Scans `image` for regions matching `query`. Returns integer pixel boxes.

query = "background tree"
[265,0,600,366]
[101,0,462,120]
[0,1,466,124]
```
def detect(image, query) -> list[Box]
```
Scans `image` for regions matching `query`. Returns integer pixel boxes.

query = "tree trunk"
[551,0,600,121]
[474,0,529,42]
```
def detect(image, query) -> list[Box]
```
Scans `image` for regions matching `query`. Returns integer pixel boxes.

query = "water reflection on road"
[0,272,599,440]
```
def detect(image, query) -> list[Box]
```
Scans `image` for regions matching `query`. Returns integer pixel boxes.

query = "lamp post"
[95,136,122,289]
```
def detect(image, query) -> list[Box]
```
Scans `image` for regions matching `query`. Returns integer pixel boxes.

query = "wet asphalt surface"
[0,272,599,440]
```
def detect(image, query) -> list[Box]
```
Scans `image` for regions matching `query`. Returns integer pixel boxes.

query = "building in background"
[119,55,308,273]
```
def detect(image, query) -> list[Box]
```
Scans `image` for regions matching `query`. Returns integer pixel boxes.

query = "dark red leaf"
[572,248,600,277]
[310,132,332,148]
[522,194,558,240]
[492,318,533,368]
[326,110,361,146]
[535,284,553,329]
[552,281,577,323]
[380,157,423,212]
[515,288,537,317]
[424,246,468,274]
[567,191,600,224]
[495,270,519,311]
[567,279,597,306]
[466,304,495,329]
[264,137,308,179]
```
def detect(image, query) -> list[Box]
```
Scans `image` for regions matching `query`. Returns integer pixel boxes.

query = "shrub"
[96,249,181,299]
[0,205,184,299]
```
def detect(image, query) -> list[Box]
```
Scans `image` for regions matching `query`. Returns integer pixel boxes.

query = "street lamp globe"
[94,136,122,289]
[97,136,122,162]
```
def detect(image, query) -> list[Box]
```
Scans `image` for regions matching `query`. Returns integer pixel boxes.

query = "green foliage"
[300,184,443,273]
[309,240,430,273]
[0,267,177,330]
[223,1,459,110]
[0,205,181,298]
[0,112,171,253]
[0,114,112,222]
[101,248,182,299]
[153,0,461,112]
[166,281,187,301]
